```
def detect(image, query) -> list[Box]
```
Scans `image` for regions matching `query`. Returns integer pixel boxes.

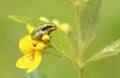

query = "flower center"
[28,53,35,61]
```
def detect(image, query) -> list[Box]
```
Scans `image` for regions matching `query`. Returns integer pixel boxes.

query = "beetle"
[31,23,57,40]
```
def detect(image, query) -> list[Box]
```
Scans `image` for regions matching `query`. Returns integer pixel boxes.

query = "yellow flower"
[16,16,69,73]
[16,51,42,73]
[16,25,50,73]
[58,23,72,36]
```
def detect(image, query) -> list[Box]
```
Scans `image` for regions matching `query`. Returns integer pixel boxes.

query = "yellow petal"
[34,42,47,51]
[42,35,50,43]
[59,23,72,35]
[39,16,50,23]
[26,25,35,34]
[19,35,34,54]
[51,19,60,26]
[16,52,34,69]
[27,51,42,73]
[16,51,42,73]
[32,39,41,46]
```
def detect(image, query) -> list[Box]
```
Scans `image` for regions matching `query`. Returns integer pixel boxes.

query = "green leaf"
[51,29,77,62]
[85,39,120,64]
[6,15,45,26]
[80,0,101,52]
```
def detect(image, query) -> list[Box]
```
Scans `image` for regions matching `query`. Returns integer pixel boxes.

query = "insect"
[31,23,57,40]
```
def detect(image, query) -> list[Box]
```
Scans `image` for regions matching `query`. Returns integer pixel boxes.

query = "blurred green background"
[0,0,120,78]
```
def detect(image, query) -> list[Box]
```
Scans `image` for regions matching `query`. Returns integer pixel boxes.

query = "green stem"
[74,0,86,78]
[79,68,84,78]
[27,70,40,78]
[75,0,83,68]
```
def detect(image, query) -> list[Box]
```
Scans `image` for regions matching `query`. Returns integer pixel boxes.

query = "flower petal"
[42,35,50,43]
[59,23,72,35]
[26,25,35,34]
[16,52,35,69]
[16,51,42,73]
[27,51,42,73]
[52,19,60,26]
[19,35,34,54]
[39,16,50,23]
[34,42,47,51]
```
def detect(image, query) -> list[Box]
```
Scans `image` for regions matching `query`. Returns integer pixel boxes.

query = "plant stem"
[80,68,84,78]
[74,0,85,78]
[75,0,83,68]
[27,70,40,78]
